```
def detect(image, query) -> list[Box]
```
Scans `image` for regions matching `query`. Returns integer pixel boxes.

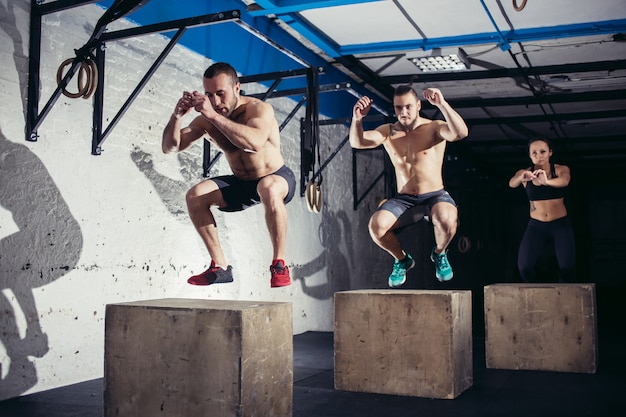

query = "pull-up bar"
[26,0,240,151]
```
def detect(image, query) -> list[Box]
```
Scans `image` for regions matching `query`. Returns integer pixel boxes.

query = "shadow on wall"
[130,146,201,222]
[291,209,356,300]
[0,128,83,400]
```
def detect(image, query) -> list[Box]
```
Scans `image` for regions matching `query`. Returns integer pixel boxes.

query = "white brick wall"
[0,0,386,399]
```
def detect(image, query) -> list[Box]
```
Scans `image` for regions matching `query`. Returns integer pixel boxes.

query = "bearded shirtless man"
[162,62,295,287]
[349,85,468,286]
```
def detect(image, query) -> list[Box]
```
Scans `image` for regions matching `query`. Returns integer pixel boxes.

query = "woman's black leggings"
[518,217,576,283]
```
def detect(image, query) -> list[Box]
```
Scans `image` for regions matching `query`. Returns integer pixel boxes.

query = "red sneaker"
[187,261,233,285]
[270,259,291,288]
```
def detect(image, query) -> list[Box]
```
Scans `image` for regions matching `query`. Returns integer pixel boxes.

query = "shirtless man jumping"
[162,62,295,287]
[349,85,468,286]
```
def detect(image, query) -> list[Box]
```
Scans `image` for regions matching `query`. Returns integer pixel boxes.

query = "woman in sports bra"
[509,138,575,282]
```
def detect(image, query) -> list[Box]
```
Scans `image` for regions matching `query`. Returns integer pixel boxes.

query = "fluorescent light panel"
[408,49,469,72]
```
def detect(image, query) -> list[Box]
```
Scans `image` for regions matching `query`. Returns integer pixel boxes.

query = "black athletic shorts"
[212,165,296,212]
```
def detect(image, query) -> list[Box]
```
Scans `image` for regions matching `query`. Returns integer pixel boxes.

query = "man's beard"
[398,117,418,131]
[223,96,239,119]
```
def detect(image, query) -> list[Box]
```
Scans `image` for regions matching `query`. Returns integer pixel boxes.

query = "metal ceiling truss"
[247,1,626,56]
[247,1,626,116]
[379,59,626,84]
[465,109,626,126]
[343,18,626,56]
[441,89,626,109]
[249,0,380,15]
[342,59,626,116]
[247,1,626,177]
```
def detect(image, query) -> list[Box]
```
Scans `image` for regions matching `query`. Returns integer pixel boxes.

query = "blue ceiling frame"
[244,0,626,121]
[250,0,381,15]
[248,0,626,57]
[95,0,380,119]
[248,0,378,57]
[336,19,626,55]
[95,0,626,121]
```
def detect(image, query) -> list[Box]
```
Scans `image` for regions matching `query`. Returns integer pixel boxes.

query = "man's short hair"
[394,85,419,101]
[204,62,239,84]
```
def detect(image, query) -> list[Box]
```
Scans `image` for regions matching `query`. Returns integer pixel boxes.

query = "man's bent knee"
[186,180,222,208]
[368,211,396,241]
[431,203,457,225]
[258,176,288,203]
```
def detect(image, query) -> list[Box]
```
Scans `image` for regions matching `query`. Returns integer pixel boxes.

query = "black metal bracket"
[300,113,394,208]
[301,66,320,195]
[26,2,240,154]
[298,91,393,202]
[27,0,104,142]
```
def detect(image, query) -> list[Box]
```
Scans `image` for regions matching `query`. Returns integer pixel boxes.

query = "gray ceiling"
[244,0,626,184]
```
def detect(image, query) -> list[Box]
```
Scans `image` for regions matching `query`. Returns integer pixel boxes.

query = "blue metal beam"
[96,0,383,115]
[249,0,626,58]
[479,0,512,50]
[250,0,381,16]
[338,19,626,56]
[278,12,343,57]
[234,6,336,69]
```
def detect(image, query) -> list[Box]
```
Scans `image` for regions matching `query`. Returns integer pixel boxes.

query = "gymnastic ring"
[306,181,322,213]
[305,181,314,212]
[56,57,98,99]
[458,236,471,254]
[83,59,98,98]
[305,180,322,213]
[513,0,527,11]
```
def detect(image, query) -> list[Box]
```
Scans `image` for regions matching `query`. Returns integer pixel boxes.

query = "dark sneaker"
[187,261,233,285]
[388,254,415,288]
[430,247,453,282]
[270,259,291,287]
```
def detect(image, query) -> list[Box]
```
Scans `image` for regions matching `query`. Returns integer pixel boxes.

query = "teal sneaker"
[431,247,453,282]
[388,254,415,288]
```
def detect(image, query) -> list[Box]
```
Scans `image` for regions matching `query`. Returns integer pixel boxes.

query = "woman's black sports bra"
[524,163,566,201]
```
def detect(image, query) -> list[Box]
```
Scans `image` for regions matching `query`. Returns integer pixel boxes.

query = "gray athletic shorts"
[376,189,457,221]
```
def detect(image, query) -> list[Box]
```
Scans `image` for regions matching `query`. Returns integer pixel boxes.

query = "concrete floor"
[1,330,624,417]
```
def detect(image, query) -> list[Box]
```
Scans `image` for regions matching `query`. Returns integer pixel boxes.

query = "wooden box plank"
[334,290,473,399]
[104,298,293,417]
[484,284,597,373]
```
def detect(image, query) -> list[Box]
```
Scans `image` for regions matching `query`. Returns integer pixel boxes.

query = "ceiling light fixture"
[408,48,470,72]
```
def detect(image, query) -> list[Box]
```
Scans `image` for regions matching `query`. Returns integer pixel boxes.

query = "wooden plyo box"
[484,284,597,373]
[104,298,293,417]
[334,290,473,399]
